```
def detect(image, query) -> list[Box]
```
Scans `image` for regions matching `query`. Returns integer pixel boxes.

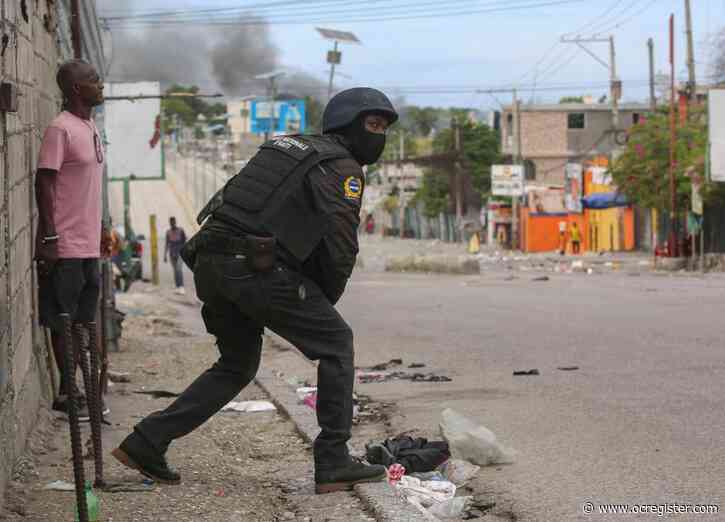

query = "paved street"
[342,258,725,520]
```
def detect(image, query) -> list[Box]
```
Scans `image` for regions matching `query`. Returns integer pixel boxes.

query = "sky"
[97,0,725,112]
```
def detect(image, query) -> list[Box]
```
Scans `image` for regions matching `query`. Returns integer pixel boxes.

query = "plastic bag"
[438,459,481,485]
[439,409,515,466]
[395,476,456,508]
[428,496,472,519]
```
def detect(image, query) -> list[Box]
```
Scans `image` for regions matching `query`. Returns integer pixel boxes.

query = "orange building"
[520,157,635,254]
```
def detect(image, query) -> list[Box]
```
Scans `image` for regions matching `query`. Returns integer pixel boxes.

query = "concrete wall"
[0,0,106,509]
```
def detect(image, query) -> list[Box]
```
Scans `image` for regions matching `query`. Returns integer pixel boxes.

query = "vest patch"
[272,136,310,151]
[344,176,362,200]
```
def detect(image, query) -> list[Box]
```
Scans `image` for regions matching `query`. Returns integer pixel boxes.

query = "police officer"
[112,88,398,494]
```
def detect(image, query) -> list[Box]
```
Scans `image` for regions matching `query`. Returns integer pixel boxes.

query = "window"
[632,113,641,124]
[567,112,585,129]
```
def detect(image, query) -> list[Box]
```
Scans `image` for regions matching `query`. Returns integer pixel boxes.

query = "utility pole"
[399,130,405,238]
[512,89,522,251]
[452,119,464,241]
[609,35,620,129]
[648,38,656,111]
[328,40,339,101]
[561,36,619,130]
[684,0,696,99]
[669,13,678,257]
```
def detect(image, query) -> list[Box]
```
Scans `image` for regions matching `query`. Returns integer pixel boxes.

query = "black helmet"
[322,87,398,134]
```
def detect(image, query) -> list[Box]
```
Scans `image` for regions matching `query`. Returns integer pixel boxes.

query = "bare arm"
[35,168,59,263]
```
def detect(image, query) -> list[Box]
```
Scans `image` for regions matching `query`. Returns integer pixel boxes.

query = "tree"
[432,121,501,197]
[406,106,439,136]
[609,107,722,211]
[559,96,584,103]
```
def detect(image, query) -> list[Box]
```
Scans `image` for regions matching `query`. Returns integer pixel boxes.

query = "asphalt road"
[340,267,725,520]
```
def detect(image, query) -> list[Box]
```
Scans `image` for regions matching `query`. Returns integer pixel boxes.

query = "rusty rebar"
[86,321,105,487]
[75,323,104,489]
[61,314,88,522]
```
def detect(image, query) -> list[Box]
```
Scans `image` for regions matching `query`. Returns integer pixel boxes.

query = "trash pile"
[367,409,515,520]
[356,358,452,384]
[293,385,393,425]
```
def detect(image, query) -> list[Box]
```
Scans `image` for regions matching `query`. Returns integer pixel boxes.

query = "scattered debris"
[358,358,404,371]
[387,463,406,485]
[395,475,470,520]
[133,390,180,399]
[440,408,515,466]
[557,366,579,371]
[43,480,75,492]
[221,401,276,413]
[353,393,394,426]
[102,481,156,493]
[408,363,426,369]
[513,369,540,376]
[438,459,481,485]
[358,371,452,384]
[295,387,317,402]
[303,393,317,410]
[531,276,550,282]
[107,371,131,383]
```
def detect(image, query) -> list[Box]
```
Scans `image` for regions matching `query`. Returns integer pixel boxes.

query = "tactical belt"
[196,231,253,255]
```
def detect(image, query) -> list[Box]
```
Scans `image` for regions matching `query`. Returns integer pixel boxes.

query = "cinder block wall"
[0,0,62,504]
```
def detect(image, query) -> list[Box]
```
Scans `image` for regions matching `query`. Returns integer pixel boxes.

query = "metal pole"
[609,35,619,129]
[703,139,709,273]
[399,130,405,239]
[150,215,160,286]
[670,26,677,259]
[453,120,463,241]
[512,89,522,251]
[270,77,278,139]
[684,0,696,97]
[648,38,656,112]
[328,40,339,101]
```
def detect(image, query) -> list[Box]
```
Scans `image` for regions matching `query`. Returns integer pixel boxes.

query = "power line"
[595,0,660,35]
[104,0,585,27]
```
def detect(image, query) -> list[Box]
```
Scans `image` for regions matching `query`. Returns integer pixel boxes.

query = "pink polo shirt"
[37,111,103,258]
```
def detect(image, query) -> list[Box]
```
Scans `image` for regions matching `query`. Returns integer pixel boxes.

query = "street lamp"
[315,27,360,101]
[254,70,286,141]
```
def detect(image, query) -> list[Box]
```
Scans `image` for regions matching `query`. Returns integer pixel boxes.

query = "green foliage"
[416,170,450,218]
[162,84,226,130]
[559,96,585,103]
[405,106,439,136]
[432,121,501,197]
[610,107,715,211]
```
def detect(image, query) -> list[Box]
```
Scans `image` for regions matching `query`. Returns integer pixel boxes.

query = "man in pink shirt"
[36,59,108,419]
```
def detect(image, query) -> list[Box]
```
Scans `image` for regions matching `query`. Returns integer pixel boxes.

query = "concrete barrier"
[385,255,480,275]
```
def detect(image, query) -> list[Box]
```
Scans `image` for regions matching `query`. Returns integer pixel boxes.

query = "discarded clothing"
[366,436,451,472]
[512,369,539,376]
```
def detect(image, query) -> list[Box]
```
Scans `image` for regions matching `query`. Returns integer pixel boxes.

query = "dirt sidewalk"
[1,283,374,522]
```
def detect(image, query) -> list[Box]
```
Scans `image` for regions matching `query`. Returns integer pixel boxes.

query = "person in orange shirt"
[570,222,582,255]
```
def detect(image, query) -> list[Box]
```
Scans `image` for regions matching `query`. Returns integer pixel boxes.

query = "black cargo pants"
[134,250,354,470]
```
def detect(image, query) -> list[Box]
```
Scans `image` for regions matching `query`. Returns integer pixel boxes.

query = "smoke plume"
[99,2,326,99]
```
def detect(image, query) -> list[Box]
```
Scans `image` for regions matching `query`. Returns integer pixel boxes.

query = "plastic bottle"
[75,482,100,522]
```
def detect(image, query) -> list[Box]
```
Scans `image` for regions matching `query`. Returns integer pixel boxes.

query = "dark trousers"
[135,251,354,470]
[170,254,184,288]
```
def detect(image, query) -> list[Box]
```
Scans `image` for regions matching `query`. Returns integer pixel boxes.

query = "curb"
[255,357,422,521]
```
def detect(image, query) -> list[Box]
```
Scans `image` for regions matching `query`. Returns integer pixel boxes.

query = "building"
[0,0,106,506]
[500,102,651,186]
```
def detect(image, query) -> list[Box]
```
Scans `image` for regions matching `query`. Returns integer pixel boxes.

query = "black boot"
[315,457,387,494]
[111,431,181,485]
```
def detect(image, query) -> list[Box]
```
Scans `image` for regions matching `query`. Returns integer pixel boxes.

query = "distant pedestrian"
[164,216,187,294]
[365,213,375,234]
[35,59,109,419]
[559,220,567,255]
[570,222,581,255]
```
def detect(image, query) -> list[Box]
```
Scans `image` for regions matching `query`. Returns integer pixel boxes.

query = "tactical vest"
[206,134,358,263]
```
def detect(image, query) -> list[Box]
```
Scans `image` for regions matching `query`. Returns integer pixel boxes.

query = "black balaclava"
[339,115,386,166]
